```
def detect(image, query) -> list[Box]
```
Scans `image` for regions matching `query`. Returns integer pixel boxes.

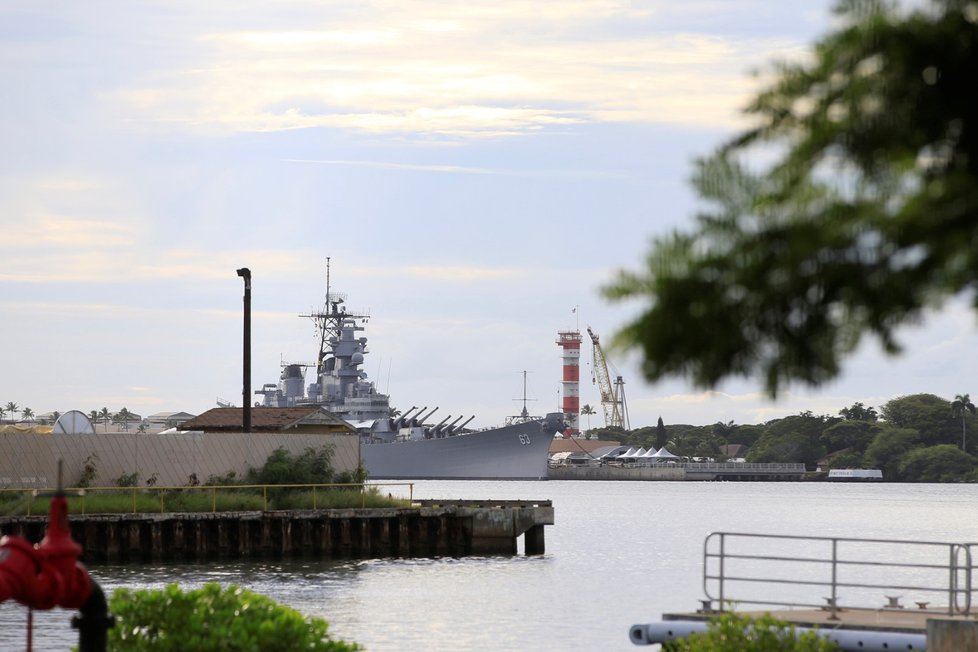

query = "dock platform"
[0,500,554,564]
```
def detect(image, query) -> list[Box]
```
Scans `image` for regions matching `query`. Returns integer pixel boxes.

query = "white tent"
[598,446,630,460]
[652,446,679,459]
[640,447,659,458]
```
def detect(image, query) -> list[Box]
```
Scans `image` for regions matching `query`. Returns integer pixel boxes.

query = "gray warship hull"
[362,417,553,480]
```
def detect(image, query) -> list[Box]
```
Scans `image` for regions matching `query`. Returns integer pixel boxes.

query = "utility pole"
[236,268,252,433]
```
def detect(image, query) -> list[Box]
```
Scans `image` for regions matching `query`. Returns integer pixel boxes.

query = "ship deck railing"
[699,531,978,618]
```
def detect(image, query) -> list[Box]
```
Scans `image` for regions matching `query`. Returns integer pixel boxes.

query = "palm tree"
[115,407,135,432]
[21,407,34,423]
[5,402,19,424]
[580,404,596,432]
[88,410,100,430]
[98,407,111,432]
[951,394,976,451]
[0,406,6,424]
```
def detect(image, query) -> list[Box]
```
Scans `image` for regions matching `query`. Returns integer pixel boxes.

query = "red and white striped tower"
[556,330,582,433]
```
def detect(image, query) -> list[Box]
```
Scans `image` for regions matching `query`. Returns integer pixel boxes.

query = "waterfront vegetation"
[664,613,839,652]
[590,393,978,483]
[0,484,410,516]
[106,582,360,651]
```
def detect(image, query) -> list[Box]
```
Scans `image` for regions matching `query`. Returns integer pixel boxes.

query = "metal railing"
[703,531,977,618]
[0,482,415,515]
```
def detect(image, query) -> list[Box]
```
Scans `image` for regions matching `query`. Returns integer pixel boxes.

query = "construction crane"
[586,326,630,430]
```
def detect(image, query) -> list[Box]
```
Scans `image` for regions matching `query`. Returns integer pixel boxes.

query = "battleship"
[256,261,563,480]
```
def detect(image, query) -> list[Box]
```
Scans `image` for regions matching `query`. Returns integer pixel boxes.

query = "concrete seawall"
[549,462,807,481]
[549,466,685,481]
[0,501,554,563]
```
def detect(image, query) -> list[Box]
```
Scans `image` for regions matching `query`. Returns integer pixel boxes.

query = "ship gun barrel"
[435,415,463,436]
[447,415,475,435]
[415,406,439,425]
[393,406,420,429]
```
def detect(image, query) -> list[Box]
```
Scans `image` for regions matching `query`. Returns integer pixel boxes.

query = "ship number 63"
[518,434,531,445]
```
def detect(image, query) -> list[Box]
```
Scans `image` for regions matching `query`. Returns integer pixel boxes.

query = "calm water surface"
[3,481,977,651]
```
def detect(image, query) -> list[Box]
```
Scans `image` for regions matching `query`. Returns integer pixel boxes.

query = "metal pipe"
[236,268,252,433]
[628,621,927,651]
[72,580,113,652]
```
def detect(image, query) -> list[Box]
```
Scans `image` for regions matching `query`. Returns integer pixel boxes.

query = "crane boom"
[587,326,626,429]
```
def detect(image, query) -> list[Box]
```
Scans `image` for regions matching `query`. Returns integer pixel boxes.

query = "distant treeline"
[586,394,978,482]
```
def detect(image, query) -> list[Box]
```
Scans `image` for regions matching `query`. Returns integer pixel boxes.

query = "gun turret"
[433,415,462,437]
[447,415,475,435]
[392,405,420,429]
[415,406,439,426]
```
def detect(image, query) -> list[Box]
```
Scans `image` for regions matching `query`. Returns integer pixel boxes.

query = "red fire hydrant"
[0,482,111,651]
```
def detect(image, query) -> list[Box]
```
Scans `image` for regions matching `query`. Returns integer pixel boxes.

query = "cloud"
[106,2,808,137]
[285,158,624,179]
[403,265,521,282]
[0,244,313,284]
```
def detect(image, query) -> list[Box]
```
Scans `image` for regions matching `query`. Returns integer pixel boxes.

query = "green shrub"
[107,582,360,651]
[246,446,339,486]
[78,453,99,488]
[665,612,840,652]
[114,471,140,487]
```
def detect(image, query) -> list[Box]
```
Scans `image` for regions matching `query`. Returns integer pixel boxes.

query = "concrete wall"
[0,431,360,488]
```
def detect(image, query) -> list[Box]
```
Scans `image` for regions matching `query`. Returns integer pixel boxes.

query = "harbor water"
[3,480,977,651]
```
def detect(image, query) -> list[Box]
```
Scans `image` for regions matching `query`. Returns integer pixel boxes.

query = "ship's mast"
[317,257,332,374]
[511,370,536,421]
[300,258,367,377]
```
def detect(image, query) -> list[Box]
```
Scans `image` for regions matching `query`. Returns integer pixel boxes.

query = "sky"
[2,0,976,430]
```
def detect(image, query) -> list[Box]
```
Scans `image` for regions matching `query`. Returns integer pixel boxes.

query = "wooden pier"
[0,500,554,564]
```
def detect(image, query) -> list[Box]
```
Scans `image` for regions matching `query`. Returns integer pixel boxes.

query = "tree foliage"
[839,402,878,422]
[951,393,977,449]
[863,426,921,479]
[605,0,978,396]
[897,444,976,482]
[820,419,880,454]
[108,583,360,651]
[247,446,338,485]
[880,393,959,447]
[666,612,840,652]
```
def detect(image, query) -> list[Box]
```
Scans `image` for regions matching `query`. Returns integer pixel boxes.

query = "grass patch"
[0,485,410,515]
[269,487,412,510]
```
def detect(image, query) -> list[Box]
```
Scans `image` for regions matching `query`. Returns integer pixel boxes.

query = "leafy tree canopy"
[839,402,878,422]
[604,0,978,396]
[897,444,976,482]
[109,583,360,651]
[863,426,921,478]
[880,393,959,446]
[820,419,880,454]
[669,612,840,652]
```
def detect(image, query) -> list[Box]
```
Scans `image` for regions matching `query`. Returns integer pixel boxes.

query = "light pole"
[236,268,251,433]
